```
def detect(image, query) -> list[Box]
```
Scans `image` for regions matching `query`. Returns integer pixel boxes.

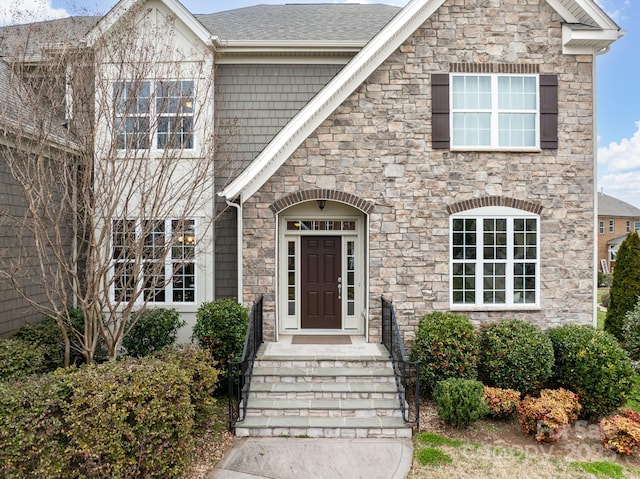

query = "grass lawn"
[597,288,608,330]
[409,430,640,479]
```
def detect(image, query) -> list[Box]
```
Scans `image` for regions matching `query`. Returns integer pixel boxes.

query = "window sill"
[450,304,541,312]
[450,147,542,153]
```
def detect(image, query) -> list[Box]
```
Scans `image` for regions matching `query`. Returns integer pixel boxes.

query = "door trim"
[277,202,366,335]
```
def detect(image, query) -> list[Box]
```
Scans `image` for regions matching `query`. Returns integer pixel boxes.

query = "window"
[432,72,557,150]
[112,218,196,303]
[451,75,537,148]
[627,220,632,232]
[599,221,605,234]
[635,221,640,231]
[114,80,194,150]
[609,220,615,233]
[450,207,539,308]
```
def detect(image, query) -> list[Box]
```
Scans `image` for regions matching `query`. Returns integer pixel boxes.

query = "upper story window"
[609,220,615,233]
[432,70,557,151]
[114,80,194,151]
[450,206,539,309]
[635,221,640,231]
[600,221,605,234]
[627,220,631,232]
[451,75,537,149]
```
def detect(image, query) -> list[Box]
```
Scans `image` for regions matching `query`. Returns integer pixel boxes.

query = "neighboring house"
[0,59,78,335]
[0,0,621,342]
[598,192,640,273]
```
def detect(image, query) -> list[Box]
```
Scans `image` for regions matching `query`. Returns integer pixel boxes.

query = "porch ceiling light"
[317,199,326,211]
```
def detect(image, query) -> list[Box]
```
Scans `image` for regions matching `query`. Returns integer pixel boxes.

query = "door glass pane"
[346,240,356,317]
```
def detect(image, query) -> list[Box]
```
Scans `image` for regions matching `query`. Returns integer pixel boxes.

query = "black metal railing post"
[227,295,264,431]
[381,296,420,430]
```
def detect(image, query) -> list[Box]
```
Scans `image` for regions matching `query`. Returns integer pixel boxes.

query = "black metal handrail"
[228,295,263,431]
[381,296,420,430]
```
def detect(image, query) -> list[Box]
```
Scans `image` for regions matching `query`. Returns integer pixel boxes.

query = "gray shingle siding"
[215,63,342,171]
[0,150,46,336]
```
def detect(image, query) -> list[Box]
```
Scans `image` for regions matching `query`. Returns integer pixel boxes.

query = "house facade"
[597,192,640,273]
[0,0,620,344]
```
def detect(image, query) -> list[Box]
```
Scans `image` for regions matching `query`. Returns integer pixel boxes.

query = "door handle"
[337,276,342,300]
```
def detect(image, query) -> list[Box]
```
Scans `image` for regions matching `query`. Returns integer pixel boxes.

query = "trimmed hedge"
[153,345,220,428]
[478,319,554,395]
[123,308,185,358]
[193,299,248,383]
[548,324,634,418]
[0,338,45,381]
[11,317,65,371]
[0,358,196,478]
[409,311,479,394]
[433,378,488,427]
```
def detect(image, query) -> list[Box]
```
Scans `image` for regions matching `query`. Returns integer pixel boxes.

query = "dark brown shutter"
[432,73,450,149]
[539,74,558,149]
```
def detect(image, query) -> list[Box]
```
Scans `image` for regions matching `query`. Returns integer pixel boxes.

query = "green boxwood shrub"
[193,299,249,379]
[409,311,479,394]
[153,345,220,428]
[122,308,185,358]
[622,298,640,361]
[11,317,65,371]
[433,378,489,427]
[0,358,196,478]
[548,324,634,418]
[0,338,45,381]
[0,372,72,478]
[63,359,194,478]
[478,319,554,395]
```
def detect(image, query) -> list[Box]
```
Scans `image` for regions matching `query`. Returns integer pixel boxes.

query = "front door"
[301,236,341,329]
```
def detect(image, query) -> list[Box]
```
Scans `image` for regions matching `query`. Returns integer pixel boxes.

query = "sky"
[1,0,638,208]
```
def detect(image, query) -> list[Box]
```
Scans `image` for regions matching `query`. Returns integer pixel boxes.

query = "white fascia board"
[85,0,214,47]
[546,0,619,30]
[218,0,446,202]
[562,23,623,54]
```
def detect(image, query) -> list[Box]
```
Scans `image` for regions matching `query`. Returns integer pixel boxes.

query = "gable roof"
[598,193,640,218]
[84,0,213,47]
[218,0,621,203]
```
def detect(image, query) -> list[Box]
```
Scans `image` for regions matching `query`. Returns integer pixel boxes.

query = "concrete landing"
[208,437,413,479]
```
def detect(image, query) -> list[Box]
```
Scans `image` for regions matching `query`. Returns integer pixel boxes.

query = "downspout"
[225,197,243,304]
[593,47,606,328]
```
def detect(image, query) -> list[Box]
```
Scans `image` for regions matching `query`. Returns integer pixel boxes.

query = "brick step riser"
[235,427,412,439]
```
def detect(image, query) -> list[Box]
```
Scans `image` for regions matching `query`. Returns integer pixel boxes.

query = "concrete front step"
[251,366,395,384]
[245,398,403,418]
[235,416,412,438]
[248,381,399,400]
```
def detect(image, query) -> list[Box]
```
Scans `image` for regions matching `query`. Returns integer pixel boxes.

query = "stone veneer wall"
[242,0,596,343]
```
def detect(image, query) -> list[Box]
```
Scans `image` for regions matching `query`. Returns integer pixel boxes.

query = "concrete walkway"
[208,437,413,479]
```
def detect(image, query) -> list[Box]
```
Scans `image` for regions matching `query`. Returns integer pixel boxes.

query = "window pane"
[499,113,536,147]
[452,113,491,147]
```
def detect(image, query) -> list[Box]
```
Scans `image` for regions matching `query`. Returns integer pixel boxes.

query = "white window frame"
[113,80,195,151]
[111,218,197,305]
[599,221,605,234]
[609,219,615,233]
[627,220,631,232]
[450,73,540,151]
[450,206,540,310]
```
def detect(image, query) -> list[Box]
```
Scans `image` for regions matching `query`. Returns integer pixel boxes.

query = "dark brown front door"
[301,236,341,329]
